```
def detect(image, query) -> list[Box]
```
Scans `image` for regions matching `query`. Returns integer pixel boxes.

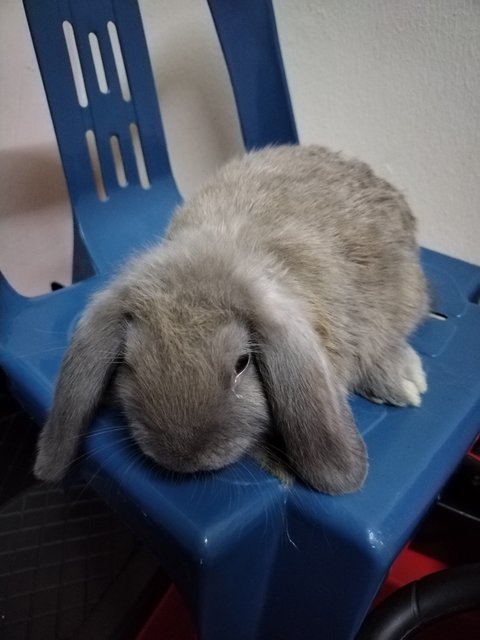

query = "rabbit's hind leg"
[355,343,427,407]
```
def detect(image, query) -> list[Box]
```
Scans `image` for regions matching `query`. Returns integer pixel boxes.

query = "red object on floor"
[373,546,448,606]
[137,584,197,640]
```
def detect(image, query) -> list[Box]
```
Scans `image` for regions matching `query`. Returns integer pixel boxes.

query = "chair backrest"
[23,0,175,277]
[206,0,298,149]
[21,0,297,279]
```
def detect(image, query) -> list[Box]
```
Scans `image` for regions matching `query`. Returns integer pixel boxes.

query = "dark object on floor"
[0,370,38,507]
[437,434,480,524]
[357,563,480,640]
[0,374,167,640]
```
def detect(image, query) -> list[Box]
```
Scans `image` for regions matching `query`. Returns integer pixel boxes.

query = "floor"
[0,371,168,640]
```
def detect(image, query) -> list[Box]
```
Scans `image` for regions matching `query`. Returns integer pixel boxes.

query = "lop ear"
[34,287,126,482]
[250,280,368,494]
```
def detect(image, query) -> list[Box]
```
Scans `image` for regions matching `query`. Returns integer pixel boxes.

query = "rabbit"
[33,145,429,494]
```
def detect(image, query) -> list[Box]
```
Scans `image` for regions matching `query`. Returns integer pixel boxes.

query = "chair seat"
[2,0,479,637]
[2,247,479,639]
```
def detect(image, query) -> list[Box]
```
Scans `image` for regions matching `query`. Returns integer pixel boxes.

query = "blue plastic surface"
[1,2,479,639]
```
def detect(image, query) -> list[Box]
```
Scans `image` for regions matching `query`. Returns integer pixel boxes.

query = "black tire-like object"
[357,563,480,640]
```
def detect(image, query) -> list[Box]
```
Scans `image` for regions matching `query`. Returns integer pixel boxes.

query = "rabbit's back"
[172,145,415,245]
[168,145,428,384]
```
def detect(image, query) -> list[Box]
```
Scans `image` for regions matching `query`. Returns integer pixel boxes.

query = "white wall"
[1,0,479,296]
[274,0,480,266]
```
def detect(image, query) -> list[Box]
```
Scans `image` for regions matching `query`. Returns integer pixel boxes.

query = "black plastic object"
[357,563,480,640]
[0,372,38,507]
[437,435,480,524]
[0,372,166,640]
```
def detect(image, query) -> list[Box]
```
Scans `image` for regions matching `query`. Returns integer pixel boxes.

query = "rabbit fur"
[34,145,428,494]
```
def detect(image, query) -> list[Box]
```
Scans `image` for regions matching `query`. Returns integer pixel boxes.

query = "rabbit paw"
[358,344,427,407]
[401,349,427,405]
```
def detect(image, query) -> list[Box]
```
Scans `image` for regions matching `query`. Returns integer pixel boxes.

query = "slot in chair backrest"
[24,0,175,278]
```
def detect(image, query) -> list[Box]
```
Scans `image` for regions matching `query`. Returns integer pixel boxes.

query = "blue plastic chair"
[1,1,479,638]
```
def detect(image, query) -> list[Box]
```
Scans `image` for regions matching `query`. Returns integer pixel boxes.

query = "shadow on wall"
[0,146,70,216]
[0,145,73,296]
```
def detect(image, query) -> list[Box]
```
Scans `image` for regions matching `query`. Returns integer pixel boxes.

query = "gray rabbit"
[34,145,428,494]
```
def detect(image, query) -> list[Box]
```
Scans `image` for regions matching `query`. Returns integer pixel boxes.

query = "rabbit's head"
[34,244,367,494]
[114,298,269,476]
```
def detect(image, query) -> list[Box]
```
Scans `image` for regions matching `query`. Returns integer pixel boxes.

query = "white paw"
[360,346,427,408]
[405,349,428,397]
[402,379,422,407]
[409,350,427,392]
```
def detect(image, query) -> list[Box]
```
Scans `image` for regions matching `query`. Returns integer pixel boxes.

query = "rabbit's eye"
[234,353,250,376]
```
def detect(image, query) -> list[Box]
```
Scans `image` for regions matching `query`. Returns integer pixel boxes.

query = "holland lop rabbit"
[34,145,428,494]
